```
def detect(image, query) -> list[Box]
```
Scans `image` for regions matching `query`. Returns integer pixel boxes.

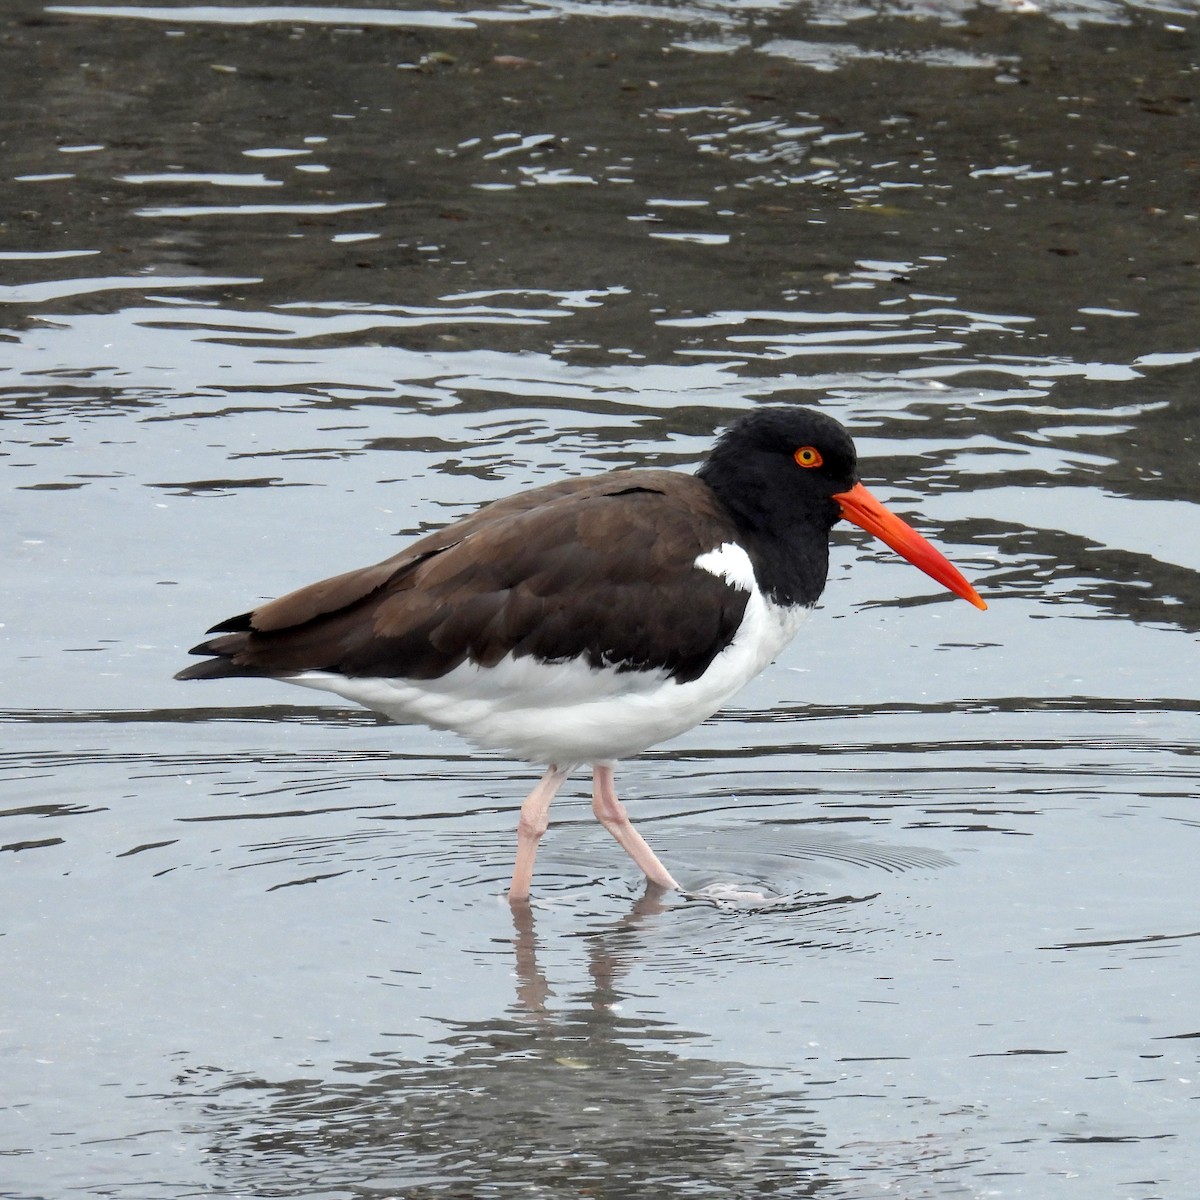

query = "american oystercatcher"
[176,406,985,899]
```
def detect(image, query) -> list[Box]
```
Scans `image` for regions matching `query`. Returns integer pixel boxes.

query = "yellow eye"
[793,445,823,469]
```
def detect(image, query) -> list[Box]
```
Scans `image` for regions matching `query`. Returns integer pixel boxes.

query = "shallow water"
[3,1,1199,1197]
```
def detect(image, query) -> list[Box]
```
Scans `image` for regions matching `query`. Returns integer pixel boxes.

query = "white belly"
[280,543,811,765]
[284,601,809,765]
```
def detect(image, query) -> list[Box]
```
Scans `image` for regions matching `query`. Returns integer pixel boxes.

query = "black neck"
[698,464,837,608]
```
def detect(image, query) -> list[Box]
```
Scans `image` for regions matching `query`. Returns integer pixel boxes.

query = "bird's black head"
[697,404,988,613]
[697,406,860,536]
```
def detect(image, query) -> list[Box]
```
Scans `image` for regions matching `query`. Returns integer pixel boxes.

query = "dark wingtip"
[206,611,254,635]
[174,656,277,681]
[174,657,241,686]
[174,658,226,681]
[175,630,259,681]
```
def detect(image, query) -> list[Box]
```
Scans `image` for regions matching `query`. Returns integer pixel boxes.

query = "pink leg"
[591,764,680,891]
[509,765,570,902]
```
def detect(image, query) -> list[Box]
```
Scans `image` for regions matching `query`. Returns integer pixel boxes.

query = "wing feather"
[176,471,750,685]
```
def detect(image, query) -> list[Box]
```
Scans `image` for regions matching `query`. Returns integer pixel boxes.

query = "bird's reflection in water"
[508,885,672,1017]
[183,891,829,1198]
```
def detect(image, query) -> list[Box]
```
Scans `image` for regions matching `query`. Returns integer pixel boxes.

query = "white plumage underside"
[281,543,811,765]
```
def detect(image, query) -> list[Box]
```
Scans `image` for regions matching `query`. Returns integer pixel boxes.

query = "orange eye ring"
[793,445,823,469]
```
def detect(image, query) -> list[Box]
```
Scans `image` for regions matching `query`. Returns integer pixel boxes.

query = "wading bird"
[177,407,985,899]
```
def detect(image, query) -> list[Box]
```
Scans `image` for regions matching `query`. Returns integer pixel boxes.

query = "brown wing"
[176,470,751,686]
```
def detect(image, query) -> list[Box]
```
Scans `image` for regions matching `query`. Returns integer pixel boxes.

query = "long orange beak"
[832,482,987,610]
